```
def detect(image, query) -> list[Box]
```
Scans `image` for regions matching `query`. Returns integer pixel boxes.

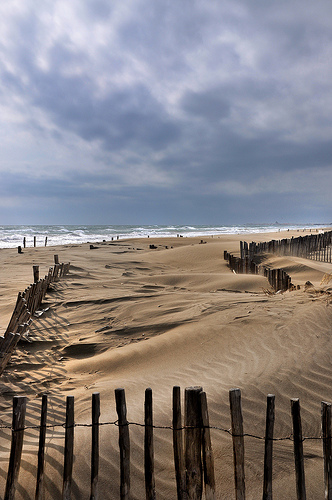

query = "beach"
[0,228,331,499]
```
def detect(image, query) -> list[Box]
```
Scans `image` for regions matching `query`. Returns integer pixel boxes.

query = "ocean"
[0,224,328,249]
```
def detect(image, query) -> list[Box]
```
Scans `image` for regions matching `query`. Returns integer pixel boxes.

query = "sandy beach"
[0,229,331,499]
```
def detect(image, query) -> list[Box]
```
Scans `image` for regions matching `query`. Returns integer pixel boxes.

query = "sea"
[0,224,329,249]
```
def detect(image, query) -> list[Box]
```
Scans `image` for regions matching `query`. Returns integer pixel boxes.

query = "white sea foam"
[0,224,328,249]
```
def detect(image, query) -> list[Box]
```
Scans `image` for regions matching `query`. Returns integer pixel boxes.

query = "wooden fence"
[1,387,331,499]
[224,230,332,292]
[0,257,70,376]
[224,250,292,292]
[244,231,332,263]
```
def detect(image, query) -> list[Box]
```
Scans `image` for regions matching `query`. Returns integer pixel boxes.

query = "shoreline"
[0,224,331,250]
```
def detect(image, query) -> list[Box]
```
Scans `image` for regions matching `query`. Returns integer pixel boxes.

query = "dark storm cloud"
[0,0,331,223]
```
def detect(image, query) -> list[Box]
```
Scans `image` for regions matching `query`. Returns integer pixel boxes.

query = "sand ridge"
[0,230,331,498]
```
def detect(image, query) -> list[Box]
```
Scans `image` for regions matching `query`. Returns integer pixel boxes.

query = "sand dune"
[0,230,331,498]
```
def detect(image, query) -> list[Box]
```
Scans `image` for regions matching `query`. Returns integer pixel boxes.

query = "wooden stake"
[322,402,332,500]
[4,396,27,500]
[291,398,306,500]
[90,393,100,500]
[62,396,74,500]
[144,388,156,500]
[229,388,245,500]
[173,386,186,500]
[115,388,130,500]
[263,395,275,500]
[200,391,215,499]
[54,255,59,265]
[35,395,47,500]
[33,265,40,284]
[185,386,203,500]
[34,236,36,247]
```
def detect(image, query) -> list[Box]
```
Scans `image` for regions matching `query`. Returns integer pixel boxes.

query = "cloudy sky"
[0,0,331,225]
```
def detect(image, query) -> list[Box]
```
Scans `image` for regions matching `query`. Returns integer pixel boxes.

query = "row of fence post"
[22,237,49,248]
[2,388,332,499]
[0,256,70,376]
[224,229,332,292]
[224,251,292,292]
[243,231,332,262]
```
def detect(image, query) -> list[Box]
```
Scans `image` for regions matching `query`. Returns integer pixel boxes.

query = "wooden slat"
[173,386,186,500]
[35,395,48,500]
[200,391,215,500]
[291,398,306,500]
[263,394,275,500]
[62,396,75,500]
[322,402,332,500]
[4,396,27,500]
[229,388,245,500]
[144,388,156,500]
[185,386,203,500]
[115,388,130,500]
[90,392,100,500]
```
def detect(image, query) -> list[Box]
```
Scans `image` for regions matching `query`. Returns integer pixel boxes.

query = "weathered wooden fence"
[224,250,292,292]
[224,230,332,292]
[1,388,331,499]
[245,231,332,263]
[0,257,70,376]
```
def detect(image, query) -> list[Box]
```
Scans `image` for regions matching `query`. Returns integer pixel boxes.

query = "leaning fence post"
[90,392,100,500]
[62,396,75,500]
[291,398,306,500]
[229,388,245,500]
[322,401,332,500]
[263,394,275,500]
[115,388,130,500]
[185,386,203,500]
[173,386,186,500]
[200,391,215,500]
[4,396,27,500]
[144,388,156,500]
[35,394,48,500]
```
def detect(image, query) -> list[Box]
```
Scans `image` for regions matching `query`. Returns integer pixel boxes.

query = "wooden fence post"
[322,401,332,500]
[200,391,215,500]
[185,386,203,500]
[90,392,100,500]
[35,394,47,500]
[34,236,36,247]
[4,396,27,500]
[62,396,75,500]
[229,388,245,500]
[263,394,275,500]
[144,388,156,500]
[33,266,40,284]
[291,398,306,500]
[173,386,186,500]
[54,255,59,265]
[115,388,130,500]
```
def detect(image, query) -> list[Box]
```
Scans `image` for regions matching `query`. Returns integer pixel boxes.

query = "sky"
[0,0,331,225]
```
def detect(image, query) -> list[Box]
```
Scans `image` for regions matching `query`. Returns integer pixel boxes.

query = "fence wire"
[0,419,326,443]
